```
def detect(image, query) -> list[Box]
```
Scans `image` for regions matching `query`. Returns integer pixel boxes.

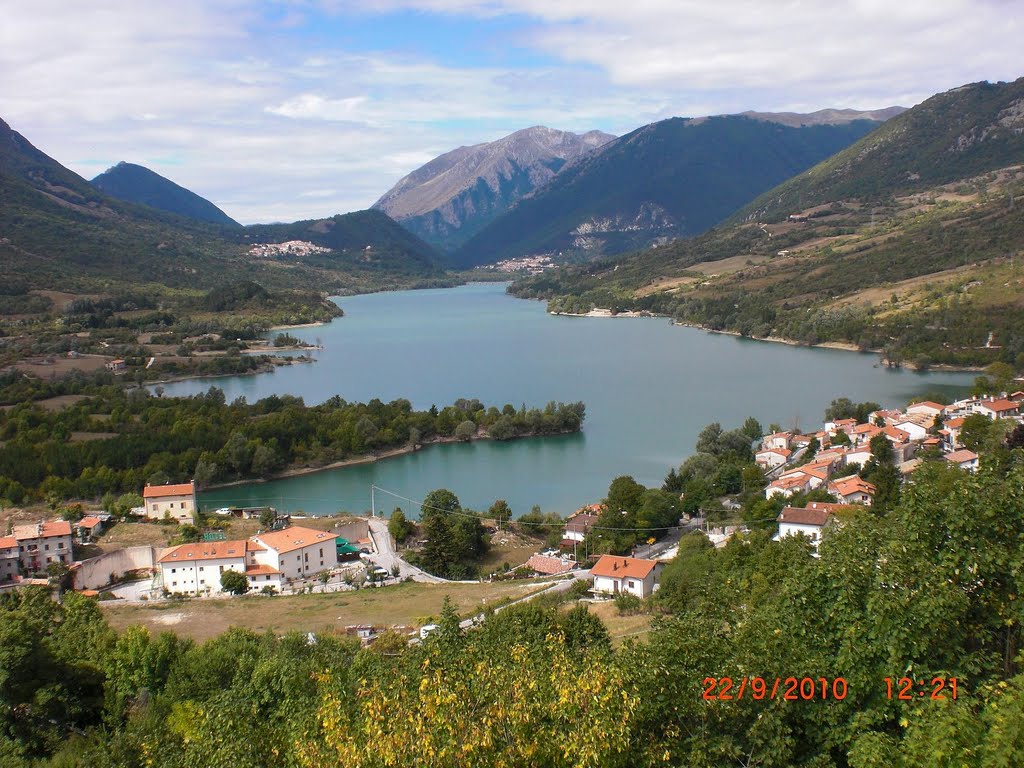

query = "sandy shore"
[268,321,329,331]
[551,308,651,318]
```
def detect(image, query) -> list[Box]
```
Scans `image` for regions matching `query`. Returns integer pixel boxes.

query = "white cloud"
[1,0,1020,224]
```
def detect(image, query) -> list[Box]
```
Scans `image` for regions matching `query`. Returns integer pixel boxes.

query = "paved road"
[366,517,446,583]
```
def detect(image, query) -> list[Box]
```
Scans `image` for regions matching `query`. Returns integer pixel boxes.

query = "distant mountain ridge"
[451,113,891,268]
[508,77,1024,368]
[0,116,444,292]
[372,126,614,253]
[91,161,240,228]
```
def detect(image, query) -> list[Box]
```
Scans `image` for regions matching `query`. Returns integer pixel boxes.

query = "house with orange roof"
[0,535,19,583]
[906,401,946,420]
[765,473,813,500]
[945,449,980,473]
[11,520,74,574]
[157,524,341,595]
[893,415,931,441]
[827,476,876,506]
[775,502,853,554]
[851,423,882,442]
[250,525,340,582]
[755,447,792,470]
[975,398,1020,420]
[157,539,262,595]
[590,555,663,598]
[825,418,857,436]
[941,416,967,450]
[75,515,109,543]
[143,481,197,524]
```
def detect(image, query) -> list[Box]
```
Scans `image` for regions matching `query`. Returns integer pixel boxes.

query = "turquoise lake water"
[156,283,974,517]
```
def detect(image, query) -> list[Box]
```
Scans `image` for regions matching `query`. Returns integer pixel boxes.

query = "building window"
[200,580,205,585]
[220,565,224,573]
[152,504,158,512]
[172,568,176,573]
[199,566,204,572]
[172,581,177,587]
[319,548,323,557]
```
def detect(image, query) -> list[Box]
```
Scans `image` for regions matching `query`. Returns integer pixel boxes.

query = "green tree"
[488,499,512,530]
[220,569,248,595]
[388,507,415,544]
[454,420,476,441]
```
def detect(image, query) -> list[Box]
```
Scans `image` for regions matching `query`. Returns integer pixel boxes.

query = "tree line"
[6,456,1024,764]
[0,385,585,506]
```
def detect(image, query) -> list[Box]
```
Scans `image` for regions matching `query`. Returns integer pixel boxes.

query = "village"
[2,389,1020,644]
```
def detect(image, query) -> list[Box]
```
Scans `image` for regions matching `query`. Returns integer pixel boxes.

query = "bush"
[614,592,644,615]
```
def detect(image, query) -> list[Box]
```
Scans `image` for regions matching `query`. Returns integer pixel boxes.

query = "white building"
[945,449,980,473]
[975,399,1020,420]
[590,555,663,598]
[11,521,74,575]
[156,524,341,595]
[906,401,946,420]
[827,476,876,505]
[157,539,260,595]
[755,447,792,469]
[0,535,19,583]
[250,526,339,582]
[143,482,197,524]
[775,503,848,555]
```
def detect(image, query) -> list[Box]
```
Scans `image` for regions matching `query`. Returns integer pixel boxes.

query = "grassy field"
[583,600,657,647]
[102,579,550,642]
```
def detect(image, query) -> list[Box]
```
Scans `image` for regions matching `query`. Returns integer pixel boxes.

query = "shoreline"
[205,429,580,490]
[538,299,981,372]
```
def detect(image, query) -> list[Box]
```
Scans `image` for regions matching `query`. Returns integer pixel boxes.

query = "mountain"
[245,209,443,276]
[509,77,1024,368]
[0,116,445,293]
[91,161,241,228]
[373,126,614,253]
[452,114,890,268]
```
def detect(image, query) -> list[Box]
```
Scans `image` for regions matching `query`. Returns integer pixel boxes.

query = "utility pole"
[370,485,375,518]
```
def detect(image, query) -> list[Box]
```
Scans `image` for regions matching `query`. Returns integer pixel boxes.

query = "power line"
[371,484,693,533]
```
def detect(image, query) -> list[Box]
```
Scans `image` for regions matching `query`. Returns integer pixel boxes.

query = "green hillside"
[452,116,882,267]
[91,162,241,228]
[510,78,1024,368]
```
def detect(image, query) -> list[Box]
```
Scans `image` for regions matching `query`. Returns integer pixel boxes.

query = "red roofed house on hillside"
[975,398,1020,420]
[157,524,341,595]
[0,535,19,583]
[143,481,197,524]
[945,449,980,473]
[775,502,853,555]
[591,555,663,598]
[827,476,876,506]
[11,520,74,575]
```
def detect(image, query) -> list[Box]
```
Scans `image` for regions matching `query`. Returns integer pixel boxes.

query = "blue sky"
[1,0,1020,223]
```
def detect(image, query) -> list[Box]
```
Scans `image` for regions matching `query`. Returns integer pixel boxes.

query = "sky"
[1,1,1020,224]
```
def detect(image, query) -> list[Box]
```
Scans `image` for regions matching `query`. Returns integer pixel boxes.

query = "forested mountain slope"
[452,115,885,267]
[511,78,1024,368]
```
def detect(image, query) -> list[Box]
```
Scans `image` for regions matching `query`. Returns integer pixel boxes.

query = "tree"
[251,442,281,478]
[388,507,415,544]
[960,413,996,453]
[220,569,248,595]
[454,420,476,441]
[488,499,512,530]
[741,416,763,441]
[259,508,276,529]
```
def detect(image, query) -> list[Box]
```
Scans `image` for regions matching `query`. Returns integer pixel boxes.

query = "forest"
[4,455,1024,766]
[0,382,586,505]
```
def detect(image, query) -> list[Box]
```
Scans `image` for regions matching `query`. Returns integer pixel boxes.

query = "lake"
[157,283,974,517]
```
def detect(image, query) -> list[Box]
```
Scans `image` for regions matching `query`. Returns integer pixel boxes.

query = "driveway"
[366,517,446,583]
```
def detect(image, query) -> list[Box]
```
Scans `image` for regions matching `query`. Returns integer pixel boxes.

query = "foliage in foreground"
[5,459,1024,765]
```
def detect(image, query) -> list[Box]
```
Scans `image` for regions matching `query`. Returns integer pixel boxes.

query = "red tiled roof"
[757,447,792,457]
[253,525,338,555]
[0,535,17,549]
[908,401,945,411]
[245,564,282,576]
[591,555,659,580]
[13,520,72,540]
[158,539,250,563]
[980,399,1019,412]
[829,477,876,497]
[778,507,833,526]
[770,475,810,490]
[143,482,195,499]
[945,449,979,463]
[945,417,966,428]
[526,554,576,575]
[77,516,103,529]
